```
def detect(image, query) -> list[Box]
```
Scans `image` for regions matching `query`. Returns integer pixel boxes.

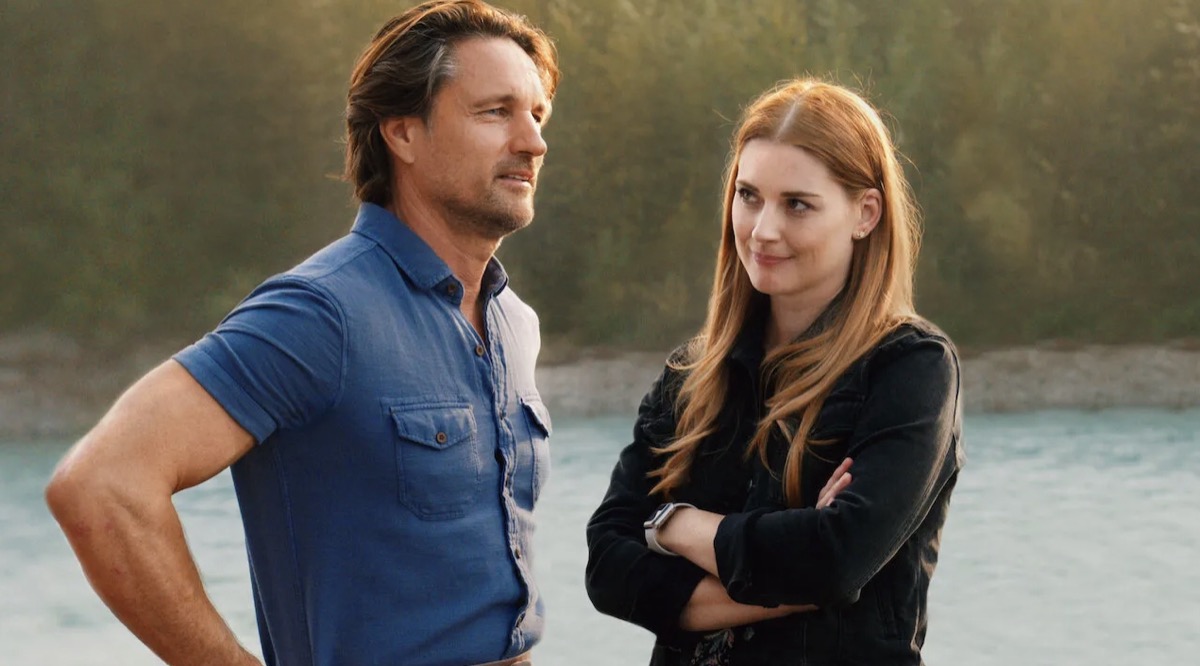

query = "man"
[45,2,558,665]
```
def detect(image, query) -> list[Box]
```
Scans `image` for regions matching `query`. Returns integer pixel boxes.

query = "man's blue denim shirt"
[175,203,552,666]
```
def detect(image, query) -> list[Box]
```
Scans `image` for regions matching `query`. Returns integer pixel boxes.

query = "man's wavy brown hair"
[343,0,559,206]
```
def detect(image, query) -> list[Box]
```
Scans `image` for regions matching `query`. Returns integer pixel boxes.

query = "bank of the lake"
[2,330,1200,439]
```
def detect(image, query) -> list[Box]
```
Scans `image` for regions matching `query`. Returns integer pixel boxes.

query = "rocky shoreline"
[535,342,1200,417]
[2,331,1199,440]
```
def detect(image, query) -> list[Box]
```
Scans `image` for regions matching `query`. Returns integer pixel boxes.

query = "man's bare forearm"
[46,362,261,666]
[49,466,259,666]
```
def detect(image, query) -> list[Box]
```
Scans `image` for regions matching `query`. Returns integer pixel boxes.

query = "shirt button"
[474,344,485,357]
[435,432,447,444]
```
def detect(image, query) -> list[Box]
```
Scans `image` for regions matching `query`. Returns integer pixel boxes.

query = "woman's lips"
[752,251,789,266]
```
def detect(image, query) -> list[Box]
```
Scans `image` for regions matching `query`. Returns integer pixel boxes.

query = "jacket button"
[475,344,485,357]
[435,432,447,444]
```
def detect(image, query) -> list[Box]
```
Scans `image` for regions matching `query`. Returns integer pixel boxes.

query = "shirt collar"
[351,202,508,297]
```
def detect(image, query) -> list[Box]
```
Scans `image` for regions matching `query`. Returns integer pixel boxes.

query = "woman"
[585,78,963,665]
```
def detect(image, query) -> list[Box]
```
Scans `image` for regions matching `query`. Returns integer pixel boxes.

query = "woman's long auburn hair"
[648,78,922,507]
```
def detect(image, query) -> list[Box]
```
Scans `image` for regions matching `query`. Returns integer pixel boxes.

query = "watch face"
[644,503,672,529]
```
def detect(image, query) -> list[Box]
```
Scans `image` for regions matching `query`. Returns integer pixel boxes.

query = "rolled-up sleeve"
[585,363,708,645]
[174,276,346,444]
[713,336,962,607]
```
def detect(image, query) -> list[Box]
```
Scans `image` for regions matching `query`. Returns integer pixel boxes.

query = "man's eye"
[483,107,507,117]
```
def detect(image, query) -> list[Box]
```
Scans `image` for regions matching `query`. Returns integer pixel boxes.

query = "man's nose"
[511,113,547,157]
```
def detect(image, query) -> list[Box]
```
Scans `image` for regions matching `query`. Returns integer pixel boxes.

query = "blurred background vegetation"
[3,0,1198,351]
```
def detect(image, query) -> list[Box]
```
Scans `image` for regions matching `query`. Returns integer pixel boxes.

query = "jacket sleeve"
[585,361,708,645]
[712,335,963,607]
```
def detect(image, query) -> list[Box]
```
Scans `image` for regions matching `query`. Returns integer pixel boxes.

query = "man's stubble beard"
[441,184,536,242]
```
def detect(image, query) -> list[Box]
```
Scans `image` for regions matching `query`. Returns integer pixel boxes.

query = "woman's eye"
[787,198,810,212]
[736,187,758,204]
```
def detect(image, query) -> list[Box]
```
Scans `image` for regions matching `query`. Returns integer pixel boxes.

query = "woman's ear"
[854,188,883,239]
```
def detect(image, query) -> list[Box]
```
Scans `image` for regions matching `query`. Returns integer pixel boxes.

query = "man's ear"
[379,117,422,165]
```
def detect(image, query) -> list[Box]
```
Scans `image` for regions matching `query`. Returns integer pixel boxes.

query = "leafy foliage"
[2,0,1197,347]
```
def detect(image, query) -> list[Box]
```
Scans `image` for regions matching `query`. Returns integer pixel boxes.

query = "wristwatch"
[643,502,695,556]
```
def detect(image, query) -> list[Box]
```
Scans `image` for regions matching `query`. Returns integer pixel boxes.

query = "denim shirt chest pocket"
[518,395,553,504]
[387,400,482,520]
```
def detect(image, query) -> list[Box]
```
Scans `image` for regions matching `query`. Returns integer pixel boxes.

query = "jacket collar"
[728,289,846,376]
[729,296,768,377]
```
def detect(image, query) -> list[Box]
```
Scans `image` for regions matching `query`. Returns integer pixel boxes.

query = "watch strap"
[644,502,695,556]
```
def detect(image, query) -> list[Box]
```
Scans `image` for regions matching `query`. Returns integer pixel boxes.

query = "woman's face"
[731,139,878,307]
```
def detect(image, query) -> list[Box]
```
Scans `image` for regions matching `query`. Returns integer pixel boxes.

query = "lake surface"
[3,410,1198,665]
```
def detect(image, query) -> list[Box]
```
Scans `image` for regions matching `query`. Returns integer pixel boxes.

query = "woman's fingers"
[816,457,853,509]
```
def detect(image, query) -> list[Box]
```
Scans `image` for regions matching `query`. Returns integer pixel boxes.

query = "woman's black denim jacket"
[585,315,964,665]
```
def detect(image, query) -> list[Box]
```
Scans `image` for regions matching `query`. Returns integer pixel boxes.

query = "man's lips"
[497,169,536,187]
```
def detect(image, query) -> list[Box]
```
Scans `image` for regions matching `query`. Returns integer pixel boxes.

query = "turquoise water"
[3,410,1198,665]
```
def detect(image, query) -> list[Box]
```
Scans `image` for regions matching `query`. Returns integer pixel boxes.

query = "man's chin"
[444,193,536,240]
[497,199,536,229]
[478,209,534,240]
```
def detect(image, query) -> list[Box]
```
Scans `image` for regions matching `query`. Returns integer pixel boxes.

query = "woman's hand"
[816,457,853,509]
